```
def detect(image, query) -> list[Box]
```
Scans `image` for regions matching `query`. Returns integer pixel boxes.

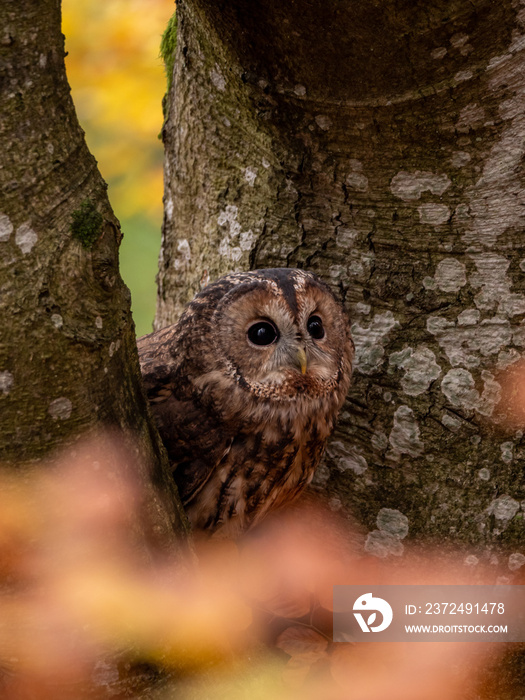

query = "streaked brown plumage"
[138,268,353,536]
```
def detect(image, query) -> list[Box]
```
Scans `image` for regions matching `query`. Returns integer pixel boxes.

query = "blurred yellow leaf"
[62,0,175,334]
[62,0,174,220]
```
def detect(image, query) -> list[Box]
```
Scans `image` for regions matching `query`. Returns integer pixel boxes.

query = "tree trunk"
[159,0,525,560]
[0,0,187,541]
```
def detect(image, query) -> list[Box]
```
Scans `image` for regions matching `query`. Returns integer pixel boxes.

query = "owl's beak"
[296,347,307,375]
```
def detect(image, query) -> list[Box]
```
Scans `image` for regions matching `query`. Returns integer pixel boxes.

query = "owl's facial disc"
[214,277,346,395]
[243,313,335,386]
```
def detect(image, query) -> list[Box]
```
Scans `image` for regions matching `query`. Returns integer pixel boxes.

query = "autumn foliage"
[61,0,175,334]
[62,0,173,222]
[0,434,506,699]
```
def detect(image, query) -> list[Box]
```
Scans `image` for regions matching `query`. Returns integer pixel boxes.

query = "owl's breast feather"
[184,378,339,534]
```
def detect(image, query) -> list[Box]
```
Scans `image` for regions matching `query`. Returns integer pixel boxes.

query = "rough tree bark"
[0,0,187,541]
[159,0,525,564]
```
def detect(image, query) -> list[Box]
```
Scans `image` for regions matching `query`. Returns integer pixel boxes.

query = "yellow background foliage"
[62,0,175,335]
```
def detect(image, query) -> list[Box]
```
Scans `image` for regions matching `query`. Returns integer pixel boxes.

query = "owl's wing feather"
[137,326,233,506]
[150,391,235,505]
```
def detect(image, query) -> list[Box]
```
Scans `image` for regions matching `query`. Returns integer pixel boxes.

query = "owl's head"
[197,268,353,400]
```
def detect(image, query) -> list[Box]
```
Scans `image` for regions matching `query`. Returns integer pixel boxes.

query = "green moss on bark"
[70,200,104,249]
[161,11,177,93]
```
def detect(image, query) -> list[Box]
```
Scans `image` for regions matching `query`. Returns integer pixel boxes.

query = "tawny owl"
[138,268,353,536]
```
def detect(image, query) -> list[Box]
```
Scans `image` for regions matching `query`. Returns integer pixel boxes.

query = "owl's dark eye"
[247,321,279,346]
[307,315,325,340]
